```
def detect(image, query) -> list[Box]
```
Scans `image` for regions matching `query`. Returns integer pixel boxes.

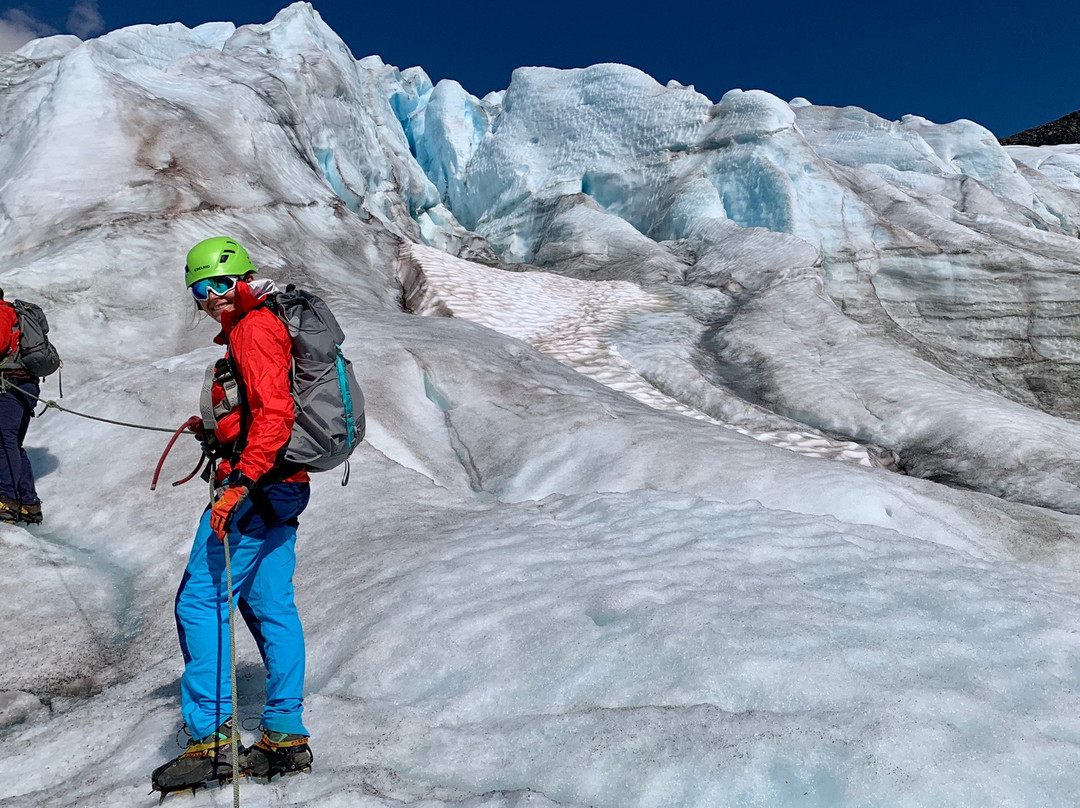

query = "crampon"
[244,729,313,782]
[151,720,239,801]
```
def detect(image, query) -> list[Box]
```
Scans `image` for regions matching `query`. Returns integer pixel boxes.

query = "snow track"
[402,242,884,468]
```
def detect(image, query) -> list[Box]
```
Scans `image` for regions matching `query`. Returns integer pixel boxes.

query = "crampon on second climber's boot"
[0,495,19,524]
[18,501,42,525]
[244,729,313,781]
[151,719,240,798]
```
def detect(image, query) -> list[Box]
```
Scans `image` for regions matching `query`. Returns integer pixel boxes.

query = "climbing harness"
[199,359,242,433]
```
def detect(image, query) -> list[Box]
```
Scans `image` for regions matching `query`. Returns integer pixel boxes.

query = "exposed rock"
[1000,110,1080,146]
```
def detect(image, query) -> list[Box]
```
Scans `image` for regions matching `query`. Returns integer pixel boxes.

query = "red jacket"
[0,301,17,358]
[213,282,308,486]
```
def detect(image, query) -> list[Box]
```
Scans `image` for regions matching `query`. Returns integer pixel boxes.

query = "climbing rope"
[0,376,176,433]
[149,416,205,491]
[0,377,206,491]
[223,528,242,808]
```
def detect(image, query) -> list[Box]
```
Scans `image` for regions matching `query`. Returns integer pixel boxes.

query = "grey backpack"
[1,299,61,378]
[269,286,365,471]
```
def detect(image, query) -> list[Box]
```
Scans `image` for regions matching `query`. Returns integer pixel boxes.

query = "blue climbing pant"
[175,482,310,741]
[0,379,39,505]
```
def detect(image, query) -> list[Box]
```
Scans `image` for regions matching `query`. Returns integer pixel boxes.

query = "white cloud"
[0,8,57,53]
[66,0,103,39]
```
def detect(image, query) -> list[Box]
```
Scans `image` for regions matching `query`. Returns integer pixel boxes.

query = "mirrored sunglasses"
[190,275,239,301]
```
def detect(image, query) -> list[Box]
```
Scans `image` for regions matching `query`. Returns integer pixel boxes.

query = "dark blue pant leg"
[14,382,38,504]
[0,381,37,504]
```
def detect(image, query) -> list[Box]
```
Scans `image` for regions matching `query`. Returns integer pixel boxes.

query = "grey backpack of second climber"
[270,285,365,471]
[0,299,61,379]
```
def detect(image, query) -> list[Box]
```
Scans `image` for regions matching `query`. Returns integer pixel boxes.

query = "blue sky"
[1,0,1076,137]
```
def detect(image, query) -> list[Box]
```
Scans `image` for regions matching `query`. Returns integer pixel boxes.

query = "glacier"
[1,3,1080,806]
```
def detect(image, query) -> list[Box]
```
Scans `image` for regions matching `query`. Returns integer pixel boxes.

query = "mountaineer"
[0,288,60,525]
[152,237,314,795]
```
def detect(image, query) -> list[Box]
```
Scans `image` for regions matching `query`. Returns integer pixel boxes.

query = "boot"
[151,719,240,796]
[18,501,41,525]
[244,729,313,781]
[0,495,19,524]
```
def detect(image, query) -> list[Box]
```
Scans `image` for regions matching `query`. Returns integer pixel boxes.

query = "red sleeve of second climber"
[0,303,17,358]
[229,308,295,483]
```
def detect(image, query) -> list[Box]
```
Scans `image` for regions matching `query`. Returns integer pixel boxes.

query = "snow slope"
[1,4,1080,807]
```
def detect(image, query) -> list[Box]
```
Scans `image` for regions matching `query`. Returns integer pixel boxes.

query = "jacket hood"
[216,278,281,341]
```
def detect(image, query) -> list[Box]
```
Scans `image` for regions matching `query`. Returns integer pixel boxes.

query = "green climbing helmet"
[184,237,256,287]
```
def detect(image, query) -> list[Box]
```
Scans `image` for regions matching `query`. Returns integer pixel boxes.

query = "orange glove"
[210,486,249,541]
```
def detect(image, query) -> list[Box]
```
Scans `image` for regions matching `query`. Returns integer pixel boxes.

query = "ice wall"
[403,63,1080,513]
